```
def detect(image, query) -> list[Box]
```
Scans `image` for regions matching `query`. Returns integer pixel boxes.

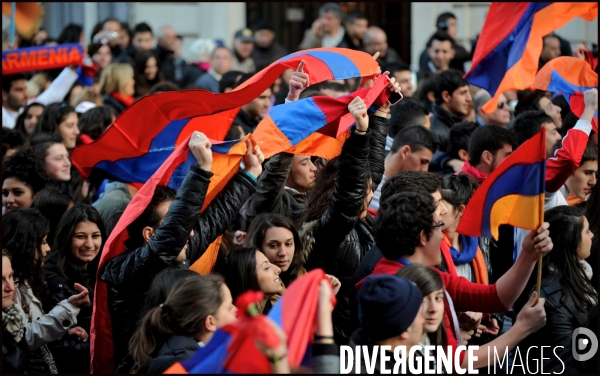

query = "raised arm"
[546,89,597,192]
[33,66,79,106]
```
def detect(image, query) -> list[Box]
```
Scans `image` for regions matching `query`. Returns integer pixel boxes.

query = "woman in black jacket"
[129,273,237,373]
[43,204,106,373]
[515,205,597,373]
[298,87,395,344]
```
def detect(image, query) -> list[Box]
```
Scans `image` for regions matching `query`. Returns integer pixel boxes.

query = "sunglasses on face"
[497,102,508,110]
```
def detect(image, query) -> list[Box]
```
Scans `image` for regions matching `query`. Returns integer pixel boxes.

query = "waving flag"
[165,269,334,374]
[456,129,546,240]
[464,2,597,114]
[532,56,598,132]
[73,48,380,183]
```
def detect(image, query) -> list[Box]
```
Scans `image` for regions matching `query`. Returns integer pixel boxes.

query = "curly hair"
[379,171,440,210]
[374,191,436,259]
[2,147,48,195]
[36,102,77,136]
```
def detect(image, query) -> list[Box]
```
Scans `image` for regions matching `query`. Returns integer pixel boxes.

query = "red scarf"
[460,160,488,182]
[110,92,135,107]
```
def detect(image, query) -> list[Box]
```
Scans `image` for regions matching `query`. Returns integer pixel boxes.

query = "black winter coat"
[144,335,199,374]
[43,252,95,374]
[2,328,29,373]
[429,103,464,153]
[102,94,127,115]
[514,273,593,374]
[100,166,256,368]
[238,152,306,231]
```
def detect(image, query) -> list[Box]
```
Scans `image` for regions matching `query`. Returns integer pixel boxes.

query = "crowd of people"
[2,2,598,374]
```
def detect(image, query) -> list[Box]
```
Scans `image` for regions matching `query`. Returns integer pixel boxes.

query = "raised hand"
[287,60,310,102]
[349,96,369,132]
[67,283,90,307]
[189,131,213,171]
[244,139,265,178]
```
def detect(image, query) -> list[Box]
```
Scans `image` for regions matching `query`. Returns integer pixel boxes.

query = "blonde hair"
[70,88,104,107]
[99,63,134,95]
[26,72,52,98]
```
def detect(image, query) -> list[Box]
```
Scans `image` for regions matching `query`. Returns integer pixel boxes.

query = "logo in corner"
[572,327,598,362]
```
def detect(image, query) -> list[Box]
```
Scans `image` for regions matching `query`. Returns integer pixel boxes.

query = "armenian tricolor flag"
[456,129,547,240]
[464,2,597,114]
[165,269,334,374]
[531,56,598,132]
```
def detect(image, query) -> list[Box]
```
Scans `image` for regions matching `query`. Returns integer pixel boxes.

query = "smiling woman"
[42,204,106,374]
[35,102,80,150]
[2,148,48,214]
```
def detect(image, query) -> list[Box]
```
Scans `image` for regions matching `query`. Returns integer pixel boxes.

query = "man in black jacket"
[337,11,368,51]
[429,69,472,152]
[117,22,155,66]
[100,132,263,370]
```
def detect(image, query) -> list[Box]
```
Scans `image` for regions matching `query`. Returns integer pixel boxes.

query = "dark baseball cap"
[234,28,254,42]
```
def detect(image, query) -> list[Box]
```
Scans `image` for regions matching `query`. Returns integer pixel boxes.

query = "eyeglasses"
[497,102,508,110]
[432,222,445,230]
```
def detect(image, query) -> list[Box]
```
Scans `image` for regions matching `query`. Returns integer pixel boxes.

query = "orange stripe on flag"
[489,194,545,240]
[190,235,222,275]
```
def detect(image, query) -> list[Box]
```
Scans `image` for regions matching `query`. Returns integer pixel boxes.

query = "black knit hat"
[357,274,423,342]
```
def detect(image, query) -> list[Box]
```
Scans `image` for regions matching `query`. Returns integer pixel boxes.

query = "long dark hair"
[395,264,448,348]
[2,208,50,300]
[213,247,260,303]
[32,185,73,246]
[301,156,372,224]
[78,106,116,141]
[35,102,77,136]
[246,213,304,286]
[14,102,44,141]
[51,204,106,291]
[542,206,597,312]
[133,49,163,97]
[129,273,225,371]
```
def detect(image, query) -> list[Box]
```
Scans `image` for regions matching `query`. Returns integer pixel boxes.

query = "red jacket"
[355,257,509,364]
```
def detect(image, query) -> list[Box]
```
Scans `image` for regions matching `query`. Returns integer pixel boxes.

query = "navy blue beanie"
[357,274,423,342]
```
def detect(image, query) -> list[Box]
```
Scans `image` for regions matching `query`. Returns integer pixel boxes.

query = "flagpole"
[9,2,16,47]
[534,201,544,305]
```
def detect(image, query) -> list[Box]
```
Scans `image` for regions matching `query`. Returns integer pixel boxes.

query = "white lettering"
[380,346,391,374]
[526,346,538,374]
[467,346,479,373]
[393,346,406,374]
[408,345,422,374]
[340,346,352,374]
[511,346,525,374]
[552,346,564,374]
[355,346,361,374]
[540,346,551,374]
[493,346,509,373]
[455,346,467,374]
[438,346,453,374]
[364,345,378,374]
[423,345,436,374]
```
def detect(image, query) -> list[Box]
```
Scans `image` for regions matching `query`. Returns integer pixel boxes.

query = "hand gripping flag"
[531,56,598,132]
[72,47,381,183]
[464,2,597,114]
[456,129,546,240]
[164,269,334,374]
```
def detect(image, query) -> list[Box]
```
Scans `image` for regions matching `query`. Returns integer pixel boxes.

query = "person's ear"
[457,204,466,217]
[481,150,493,166]
[449,47,456,60]
[399,329,410,341]
[400,145,411,160]
[419,229,428,248]
[458,149,469,161]
[426,91,436,103]
[204,315,217,332]
[441,90,451,104]
[142,226,155,243]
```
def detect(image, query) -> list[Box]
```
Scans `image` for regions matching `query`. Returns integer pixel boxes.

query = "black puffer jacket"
[514,273,593,374]
[429,103,464,153]
[43,252,94,374]
[144,335,199,374]
[100,166,256,369]
[238,152,306,231]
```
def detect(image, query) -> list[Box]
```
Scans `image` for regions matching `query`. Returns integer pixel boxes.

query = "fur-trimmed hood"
[298,219,320,266]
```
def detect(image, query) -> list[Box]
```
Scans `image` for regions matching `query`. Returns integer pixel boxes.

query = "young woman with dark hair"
[584,183,597,288]
[213,246,284,314]
[77,105,116,144]
[3,248,29,373]
[14,102,45,141]
[32,186,74,246]
[516,205,597,373]
[246,212,341,304]
[2,148,48,213]
[2,208,90,374]
[30,133,72,183]
[36,102,80,150]
[129,273,237,373]
[133,49,164,98]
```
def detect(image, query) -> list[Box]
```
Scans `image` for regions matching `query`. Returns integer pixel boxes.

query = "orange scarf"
[441,233,488,285]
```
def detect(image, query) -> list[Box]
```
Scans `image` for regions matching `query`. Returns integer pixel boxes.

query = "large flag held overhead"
[89,48,391,374]
[72,48,381,184]
[456,129,547,240]
[531,56,598,132]
[164,269,334,374]
[464,2,598,114]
